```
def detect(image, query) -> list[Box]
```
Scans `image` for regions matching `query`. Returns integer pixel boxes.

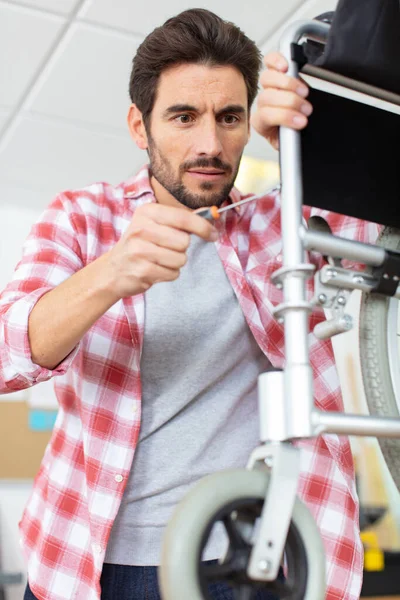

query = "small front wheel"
[159,468,325,600]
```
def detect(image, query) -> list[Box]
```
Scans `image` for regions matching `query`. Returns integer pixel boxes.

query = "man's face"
[145,63,250,209]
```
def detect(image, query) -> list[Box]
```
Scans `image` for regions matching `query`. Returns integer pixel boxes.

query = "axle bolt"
[258,560,271,572]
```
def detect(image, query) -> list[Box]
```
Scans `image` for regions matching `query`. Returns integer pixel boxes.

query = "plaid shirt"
[0,165,379,600]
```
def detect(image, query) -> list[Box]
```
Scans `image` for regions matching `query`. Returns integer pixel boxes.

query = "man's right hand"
[104,203,218,299]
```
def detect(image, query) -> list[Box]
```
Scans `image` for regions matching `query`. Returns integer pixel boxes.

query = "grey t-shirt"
[105,235,271,565]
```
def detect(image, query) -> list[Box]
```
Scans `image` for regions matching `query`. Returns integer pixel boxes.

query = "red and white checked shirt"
[0,165,379,600]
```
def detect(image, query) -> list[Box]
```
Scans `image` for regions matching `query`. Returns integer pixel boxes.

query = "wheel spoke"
[265,578,295,598]
[201,560,235,582]
[233,584,255,600]
[222,514,248,548]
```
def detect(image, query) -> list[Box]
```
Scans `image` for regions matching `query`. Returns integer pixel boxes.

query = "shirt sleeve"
[0,193,84,393]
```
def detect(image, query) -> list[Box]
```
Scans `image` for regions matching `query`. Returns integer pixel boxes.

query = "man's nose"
[195,122,223,156]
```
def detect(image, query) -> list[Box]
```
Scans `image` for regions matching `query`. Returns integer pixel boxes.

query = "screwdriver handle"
[193,206,220,221]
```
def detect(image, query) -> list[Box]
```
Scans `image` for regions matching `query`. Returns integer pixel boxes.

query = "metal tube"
[302,228,386,266]
[258,371,287,442]
[312,410,400,437]
[278,21,329,437]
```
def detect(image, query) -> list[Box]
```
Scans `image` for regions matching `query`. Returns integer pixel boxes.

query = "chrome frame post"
[273,21,330,439]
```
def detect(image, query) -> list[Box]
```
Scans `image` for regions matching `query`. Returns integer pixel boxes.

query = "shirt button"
[115,474,123,483]
[277,254,282,262]
[132,404,138,414]
[93,544,102,554]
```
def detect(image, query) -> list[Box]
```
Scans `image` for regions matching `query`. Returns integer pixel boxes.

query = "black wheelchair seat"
[292,0,400,228]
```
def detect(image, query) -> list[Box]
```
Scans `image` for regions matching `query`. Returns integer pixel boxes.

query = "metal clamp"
[271,263,315,289]
[312,266,354,339]
[272,301,313,322]
[371,249,400,296]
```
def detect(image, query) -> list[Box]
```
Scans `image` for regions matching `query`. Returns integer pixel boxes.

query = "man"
[0,8,378,600]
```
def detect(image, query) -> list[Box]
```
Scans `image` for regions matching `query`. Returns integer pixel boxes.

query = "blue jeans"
[24,561,282,599]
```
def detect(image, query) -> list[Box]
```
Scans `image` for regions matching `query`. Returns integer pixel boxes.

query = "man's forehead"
[155,63,247,108]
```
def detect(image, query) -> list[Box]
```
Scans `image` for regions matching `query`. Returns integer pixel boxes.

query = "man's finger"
[260,69,309,97]
[257,88,313,116]
[251,106,308,136]
[263,51,288,72]
[143,204,218,242]
[132,220,191,252]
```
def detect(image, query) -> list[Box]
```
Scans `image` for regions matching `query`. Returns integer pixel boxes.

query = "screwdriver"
[194,183,281,221]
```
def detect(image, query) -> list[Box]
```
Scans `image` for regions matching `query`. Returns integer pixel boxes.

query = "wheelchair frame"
[245,19,400,585]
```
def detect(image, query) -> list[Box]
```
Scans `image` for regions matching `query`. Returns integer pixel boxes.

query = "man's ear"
[127,104,148,150]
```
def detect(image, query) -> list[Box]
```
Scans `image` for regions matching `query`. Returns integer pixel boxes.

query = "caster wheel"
[159,468,325,600]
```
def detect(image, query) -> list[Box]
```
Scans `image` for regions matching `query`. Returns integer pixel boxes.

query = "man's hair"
[129,8,262,128]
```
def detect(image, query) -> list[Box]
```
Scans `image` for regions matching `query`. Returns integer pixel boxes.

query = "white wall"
[0,204,41,289]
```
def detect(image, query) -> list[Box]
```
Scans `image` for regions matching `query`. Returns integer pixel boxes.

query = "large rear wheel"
[359,227,400,489]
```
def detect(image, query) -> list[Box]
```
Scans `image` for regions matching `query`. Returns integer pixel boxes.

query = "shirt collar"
[122,164,154,203]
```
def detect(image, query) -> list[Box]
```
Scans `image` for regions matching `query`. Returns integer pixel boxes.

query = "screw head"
[258,560,271,572]
[318,294,327,304]
[337,296,346,306]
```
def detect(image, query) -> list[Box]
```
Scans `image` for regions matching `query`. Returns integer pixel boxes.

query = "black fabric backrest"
[314,0,400,94]
[301,88,400,227]
[296,0,400,226]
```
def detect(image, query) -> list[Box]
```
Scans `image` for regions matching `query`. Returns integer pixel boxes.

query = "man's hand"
[104,203,218,299]
[251,51,313,150]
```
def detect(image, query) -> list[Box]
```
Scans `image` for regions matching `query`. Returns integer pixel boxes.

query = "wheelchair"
[158,11,400,600]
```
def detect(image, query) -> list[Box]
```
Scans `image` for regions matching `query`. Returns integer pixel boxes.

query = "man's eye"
[223,115,239,124]
[175,114,193,124]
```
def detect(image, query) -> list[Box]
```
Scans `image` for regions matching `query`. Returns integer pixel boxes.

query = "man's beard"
[147,138,241,210]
